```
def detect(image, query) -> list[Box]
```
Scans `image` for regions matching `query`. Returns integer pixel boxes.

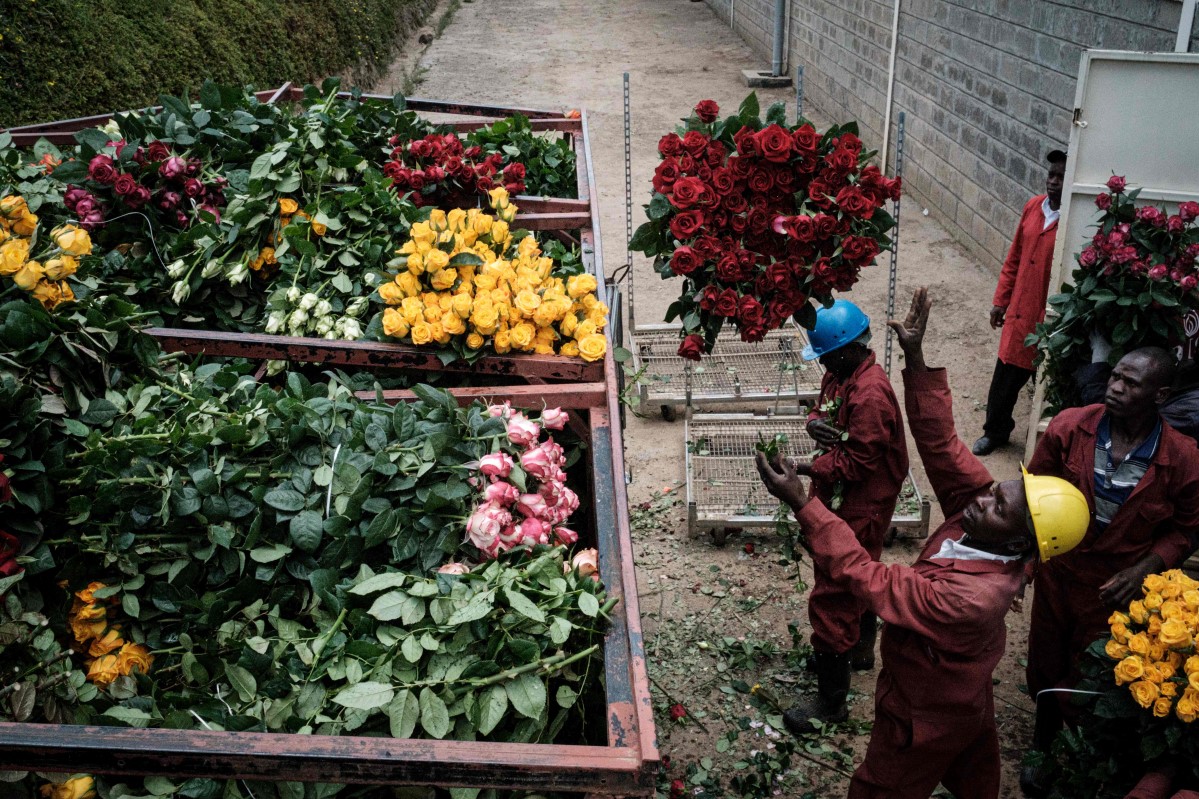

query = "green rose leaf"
[368,590,410,621]
[289,510,324,553]
[225,664,257,703]
[506,673,546,720]
[265,488,306,512]
[548,617,572,645]
[103,706,155,728]
[555,685,579,709]
[349,572,407,596]
[401,635,423,664]
[578,592,600,618]
[474,685,508,735]
[419,687,451,739]
[446,590,495,625]
[387,688,420,738]
[503,586,545,623]
[332,680,395,711]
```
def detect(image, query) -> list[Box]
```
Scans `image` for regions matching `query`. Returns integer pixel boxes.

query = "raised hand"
[886,287,932,371]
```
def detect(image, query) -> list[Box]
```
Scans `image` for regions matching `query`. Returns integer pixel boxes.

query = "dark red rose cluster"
[1080,184,1199,294]
[383,133,527,209]
[641,99,899,360]
[69,141,226,231]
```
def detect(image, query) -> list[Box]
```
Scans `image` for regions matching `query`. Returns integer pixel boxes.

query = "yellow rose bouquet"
[0,194,90,309]
[372,188,609,362]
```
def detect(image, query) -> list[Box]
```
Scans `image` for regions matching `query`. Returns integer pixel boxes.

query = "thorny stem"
[0,649,76,694]
[447,643,600,701]
[306,608,349,683]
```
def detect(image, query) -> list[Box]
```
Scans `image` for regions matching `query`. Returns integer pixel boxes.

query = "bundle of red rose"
[383,132,527,209]
[629,95,899,360]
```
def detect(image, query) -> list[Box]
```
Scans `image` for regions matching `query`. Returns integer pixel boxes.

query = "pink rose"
[1095,193,1112,211]
[466,505,504,550]
[517,493,551,519]
[478,453,515,478]
[157,191,182,211]
[80,210,105,230]
[518,517,550,546]
[1180,201,1199,223]
[64,186,90,209]
[74,196,97,216]
[438,562,469,575]
[1181,275,1198,292]
[553,526,579,546]
[1149,264,1169,281]
[541,408,568,430]
[487,402,512,419]
[506,414,541,447]
[1107,175,1126,194]
[1078,247,1099,269]
[520,447,556,479]
[88,154,117,184]
[1136,206,1167,228]
[484,481,520,505]
[1168,216,1185,234]
[160,156,187,181]
[198,204,221,224]
[571,548,600,581]
[183,178,205,198]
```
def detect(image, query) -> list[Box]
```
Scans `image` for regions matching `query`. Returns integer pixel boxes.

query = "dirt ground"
[375,2,1040,795]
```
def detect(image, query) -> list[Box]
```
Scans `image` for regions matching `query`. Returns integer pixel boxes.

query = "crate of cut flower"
[0,80,655,797]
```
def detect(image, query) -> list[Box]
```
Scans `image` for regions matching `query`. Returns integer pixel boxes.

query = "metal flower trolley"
[0,93,657,794]
[684,413,930,544]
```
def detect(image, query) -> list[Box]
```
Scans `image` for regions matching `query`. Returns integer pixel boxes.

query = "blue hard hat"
[801,298,870,360]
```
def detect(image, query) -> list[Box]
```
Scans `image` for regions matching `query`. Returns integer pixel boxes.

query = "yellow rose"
[465,332,485,350]
[428,209,448,230]
[1114,655,1145,685]
[471,307,499,335]
[1167,650,1184,670]
[1129,600,1148,624]
[1149,642,1167,662]
[0,238,30,275]
[1177,692,1199,722]
[1129,679,1160,708]
[437,293,453,311]
[452,293,472,319]
[1144,574,1168,595]
[397,271,421,297]
[74,582,108,604]
[1109,621,1130,644]
[1190,671,1199,692]
[560,313,578,337]
[1160,617,1194,649]
[510,322,536,350]
[514,289,542,315]
[425,249,450,271]
[441,310,466,336]
[488,186,510,209]
[410,322,433,346]
[1162,600,1186,621]
[88,628,125,658]
[11,212,36,237]
[1109,611,1132,626]
[1183,590,1199,612]
[407,252,425,275]
[1154,696,1174,718]
[432,321,450,344]
[1145,591,1164,611]
[578,333,607,362]
[398,297,422,325]
[447,208,467,232]
[32,280,62,308]
[489,219,510,243]
[517,236,538,259]
[279,198,299,215]
[532,303,560,329]
[574,319,598,340]
[1128,632,1151,656]
[13,260,44,291]
[560,341,580,358]
[382,308,410,339]
[1143,663,1165,684]
[587,309,608,328]
[43,255,78,281]
[0,226,8,244]
[311,220,327,237]
[1149,616,1164,637]
[378,281,405,305]
[1105,639,1131,660]
[493,329,512,354]
[472,213,494,237]
[39,776,95,799]
[567,273,598,299]
[1162,680,1179,697]
[423,304,441,323]
[1162,582,1184,600]
[0,194,29,220]
[87,654,121,687]
[115,642,154,677]
[52,225,91,256]
[580,293,598,311]
[430,268,457,291]
[474,272,498,292]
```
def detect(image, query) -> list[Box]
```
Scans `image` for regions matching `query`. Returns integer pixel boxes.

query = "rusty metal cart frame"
[683,412,930,544]
[0,92,658,793]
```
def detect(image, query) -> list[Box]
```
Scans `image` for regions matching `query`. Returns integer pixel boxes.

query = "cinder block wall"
[706,0,1199,272]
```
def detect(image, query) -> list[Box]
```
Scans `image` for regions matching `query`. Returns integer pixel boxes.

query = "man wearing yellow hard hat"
[756,287,1088,799]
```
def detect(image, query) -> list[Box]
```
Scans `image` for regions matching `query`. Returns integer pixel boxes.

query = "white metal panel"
[1025,49,1199,459]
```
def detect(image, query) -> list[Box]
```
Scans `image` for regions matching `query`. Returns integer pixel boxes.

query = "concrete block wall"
[703,0,1199,272]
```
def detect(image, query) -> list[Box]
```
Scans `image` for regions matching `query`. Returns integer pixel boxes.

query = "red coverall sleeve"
[798,499,978,639]
[1123,772,1174,799]
[807,383,898,485]
[902,368,994,519]
[993,201,1029,308]
[1026,414,1071,479]
[1152,446,1199,567]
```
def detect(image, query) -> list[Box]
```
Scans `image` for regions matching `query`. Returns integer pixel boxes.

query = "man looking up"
[782,299,908,734]
[757,288,1089,799]
[973,149,1067,456]
[1021,346,1199,797]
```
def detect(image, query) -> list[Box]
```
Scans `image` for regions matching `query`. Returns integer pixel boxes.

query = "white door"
[1024,49,1199,458]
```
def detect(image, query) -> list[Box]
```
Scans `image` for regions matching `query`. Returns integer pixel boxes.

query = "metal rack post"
[884,111,907,378]
[795,65,805,122]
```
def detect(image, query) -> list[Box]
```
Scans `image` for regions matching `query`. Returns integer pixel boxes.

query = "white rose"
[315,318,334,335]
[324,331,337,340]
[364,272,381,287]
[171,280,191,304]
[299,293,319,311]
[286,287,302,304]
[167,259,187,278]
[314,300,332,318]
[201,259,222,279]
[264,312,285,334]
[341,319,362,340]
[265,359,287,377]
[288,309,309,331]
[227,262,249,285]
[346,297,368,317]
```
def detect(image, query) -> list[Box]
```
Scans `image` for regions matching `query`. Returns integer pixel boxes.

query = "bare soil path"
[374,3,1037,795]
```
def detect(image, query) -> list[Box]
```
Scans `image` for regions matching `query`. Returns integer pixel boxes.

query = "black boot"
[783,652,850,735]
[849,612,877,671]
[1020,698,1063,797]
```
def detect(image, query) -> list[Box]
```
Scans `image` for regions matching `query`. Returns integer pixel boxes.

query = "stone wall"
[705,0,1199,271]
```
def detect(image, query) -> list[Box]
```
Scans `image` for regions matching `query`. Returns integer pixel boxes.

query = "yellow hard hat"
[1021,465,1090,560]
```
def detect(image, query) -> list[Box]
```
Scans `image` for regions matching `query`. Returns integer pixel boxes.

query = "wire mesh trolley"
[684,413,930,544]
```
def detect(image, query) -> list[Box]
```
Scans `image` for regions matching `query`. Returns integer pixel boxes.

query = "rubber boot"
[849,612,877,671]
[783,652,850,735]
[1019,698,1062,798]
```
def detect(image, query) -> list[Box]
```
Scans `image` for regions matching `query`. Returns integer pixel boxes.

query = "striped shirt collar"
[1092,414,1161,529]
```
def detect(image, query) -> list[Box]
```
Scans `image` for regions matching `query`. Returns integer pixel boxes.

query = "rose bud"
[506,413,541,447]
[541,407,568,430]
[1106,174,1127,194]
[516,493,551,519]
[744,542,755,554]
[183,178,204,198]
[437,562,469,575]
[484,481,520,505]
[478,453,515,478]
[669,703,687,721]
[518,516,550,545]
[553,526,579,546]
[160,156,187,180]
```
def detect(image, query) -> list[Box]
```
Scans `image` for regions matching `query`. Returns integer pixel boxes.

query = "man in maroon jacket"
[757,288,1089,799]
[973,150,1067,456]
[1021,346,1199,797]
[783,300,908,734]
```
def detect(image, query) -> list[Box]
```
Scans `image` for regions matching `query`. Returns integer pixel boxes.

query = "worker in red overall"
[783,299,908,734]
[972,150,1066,456]
[757,288,1089,799]
[1021,346,1199,797]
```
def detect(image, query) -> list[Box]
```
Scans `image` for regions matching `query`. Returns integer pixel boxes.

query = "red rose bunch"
[383,132,527,209]
[66,140,226,231]
[630,95,899,359]
[1034,177,1199,412]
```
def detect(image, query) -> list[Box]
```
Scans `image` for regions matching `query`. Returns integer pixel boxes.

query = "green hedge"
[0,0,435,127]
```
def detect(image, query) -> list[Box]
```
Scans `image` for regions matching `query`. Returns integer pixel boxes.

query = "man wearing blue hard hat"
[783,297,909,734]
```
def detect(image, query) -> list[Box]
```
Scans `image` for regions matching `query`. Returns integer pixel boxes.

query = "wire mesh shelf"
[630,323,824,418]
[684,413,930,541]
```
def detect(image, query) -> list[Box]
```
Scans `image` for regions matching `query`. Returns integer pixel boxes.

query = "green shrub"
[0,0,435,127]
